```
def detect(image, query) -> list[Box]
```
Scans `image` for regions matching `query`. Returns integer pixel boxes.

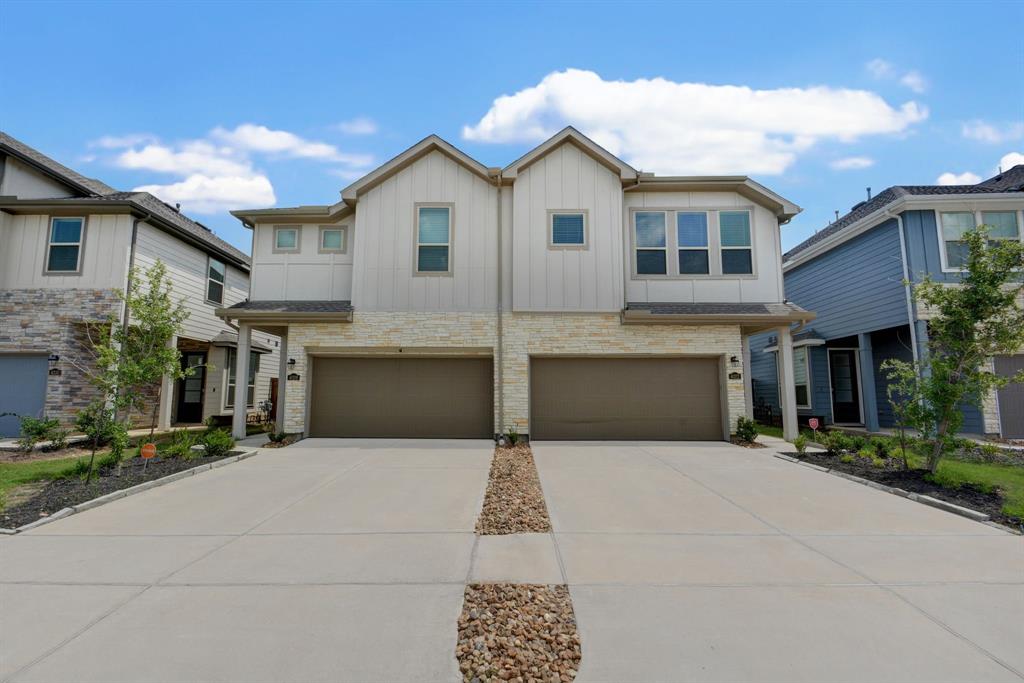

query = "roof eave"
[230,201,353,228]
[215,308,353,324]
[620,309,816,325]
[626,177,801,222]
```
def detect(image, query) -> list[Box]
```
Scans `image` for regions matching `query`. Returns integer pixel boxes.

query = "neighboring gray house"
[0,132,279,437]
[751,166,1024,438]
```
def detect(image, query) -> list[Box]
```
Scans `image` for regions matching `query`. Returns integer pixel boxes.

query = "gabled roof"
[784,165,1024,263]
[340,135,492,202]
[231,201,353,228]
[501,126,637,181]
[0,131,250,268]
[626,175,801,223]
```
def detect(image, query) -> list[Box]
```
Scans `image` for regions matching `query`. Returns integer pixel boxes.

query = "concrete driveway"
[532,441,1023,682]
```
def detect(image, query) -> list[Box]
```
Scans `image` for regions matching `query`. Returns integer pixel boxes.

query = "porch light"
[730,355,739,365]
[288,358,296,365]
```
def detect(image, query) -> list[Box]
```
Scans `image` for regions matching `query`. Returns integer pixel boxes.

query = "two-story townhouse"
[222,128,813,442]
[750,165,1024,438]
[0,132,279,437]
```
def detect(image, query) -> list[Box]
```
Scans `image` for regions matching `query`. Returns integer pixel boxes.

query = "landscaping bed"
[456,583,580,683]
[1,453,235,529]
[477,444,551,535]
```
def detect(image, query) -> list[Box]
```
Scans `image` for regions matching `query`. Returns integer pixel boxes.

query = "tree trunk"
[148,385,160,441]
[928,417,950,473]
[85,436,98,484]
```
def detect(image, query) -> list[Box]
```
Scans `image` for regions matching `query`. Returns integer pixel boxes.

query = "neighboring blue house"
[751,165,1024,438]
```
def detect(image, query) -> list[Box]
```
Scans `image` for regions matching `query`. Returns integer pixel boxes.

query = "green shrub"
[75,403,116,447]
[71,458,93,479]
[872,437,892,459]
[793,434,808,455]
[504,425,520,446]
[735,417,758,444]
[849,435,868,452]
[839,453,855,463]
[822,431,852,456]
[267,425,287,444]
[164,429,199,459]
[106,422,130,466]
[17,416,64,453]
[857,448,875,460]
[202,429,235,458]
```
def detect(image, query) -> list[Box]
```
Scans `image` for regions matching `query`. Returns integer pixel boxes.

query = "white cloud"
[335,117,379,135]
[462,69,927,175]
[936,171,981,185]
[867,59,927,93]
[1000,151,1024,170]
[134,174,275,214]
[830,156,875,171]
[962,120,1024,144]
[116,141,252,177]
[90,133,158,149]
[866,58,894,79]
[211,124,342,160]
[899,70,927,94]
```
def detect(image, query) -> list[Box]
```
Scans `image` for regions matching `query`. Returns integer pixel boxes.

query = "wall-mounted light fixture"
[287,358,296,365]
[730,356,739,365]
[48,354,60,362]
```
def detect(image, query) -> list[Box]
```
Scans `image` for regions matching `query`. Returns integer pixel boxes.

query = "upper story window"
[719,211,753,275]
[319,226,347,254]
[274,226,300,252]
[550,211,587,248]
[415,205,451,274]
[677,212,709,274]
[634,211,668,275]
[206,257,225,305]
[45,217,85,273]
[940,212,974,269]
[982,211,1020,243]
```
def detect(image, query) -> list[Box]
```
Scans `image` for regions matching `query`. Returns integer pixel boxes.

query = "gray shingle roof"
[784,165,1024,262]
[225,300,354,313]
[0,131,249,267]
[625,302,810,317]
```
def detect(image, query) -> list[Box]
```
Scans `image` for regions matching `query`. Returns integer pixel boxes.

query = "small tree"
[886,226,1024,473]
[881,358,928,470]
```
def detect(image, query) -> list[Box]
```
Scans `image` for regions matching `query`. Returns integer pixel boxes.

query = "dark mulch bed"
[1,453,234,529]
[794,451,1017,527]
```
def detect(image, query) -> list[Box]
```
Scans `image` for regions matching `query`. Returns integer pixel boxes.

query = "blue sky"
[2,0,1022,254]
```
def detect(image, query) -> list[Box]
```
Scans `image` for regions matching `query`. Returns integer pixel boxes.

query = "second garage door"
[530,357,723,440]
[308,356,493,438]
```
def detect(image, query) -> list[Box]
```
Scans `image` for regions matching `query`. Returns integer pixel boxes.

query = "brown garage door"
[309,357,493,438]
[995,355,1024,439]
[530,357,723,440]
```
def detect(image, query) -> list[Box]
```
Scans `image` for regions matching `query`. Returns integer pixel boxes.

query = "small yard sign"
[808,417,820,431]
[140,443,157,459]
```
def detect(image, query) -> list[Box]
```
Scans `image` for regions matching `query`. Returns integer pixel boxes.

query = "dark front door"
[176,352,206,424]
[829,349,861,424]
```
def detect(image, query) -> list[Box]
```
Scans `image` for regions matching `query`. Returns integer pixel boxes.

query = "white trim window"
[416,206,451,273]
[274,226,300,252]
[776,346,812,409]
[634,211,668,274]
[206,257,225,305]
[550,212,586,247]
[319,226,346,253]
[676,212,709,274]
[719,211,753,274]
[225,348,258,408]
[46,217,85,273]
[982,210,1020,245]
[939,211,975,270]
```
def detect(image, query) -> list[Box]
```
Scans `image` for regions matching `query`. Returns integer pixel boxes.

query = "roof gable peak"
[502,126,637,181]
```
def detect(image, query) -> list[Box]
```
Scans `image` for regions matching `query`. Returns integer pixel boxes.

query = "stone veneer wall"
[284,312,745,436]
[0,288,122,427]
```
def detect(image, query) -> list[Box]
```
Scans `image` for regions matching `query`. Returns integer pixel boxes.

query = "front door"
[176,352,206,424]
[828,349,861,424]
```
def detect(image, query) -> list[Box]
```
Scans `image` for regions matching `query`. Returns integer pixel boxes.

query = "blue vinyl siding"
[901,209,962,283]
[785,219,910,339]
[808,346,831,422]
[870,326,915,428]
[750,332,779,415]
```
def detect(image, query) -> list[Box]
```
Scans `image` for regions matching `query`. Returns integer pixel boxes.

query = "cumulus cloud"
[90,133,158,149]
[866,58,894,79]
[335,117,379,135]
[462,69,927,175]
[830,156,875,171]
[134,174,276,214]
[867,58,927,93]
[1000,151,1024,170]
[962,120,1024,144]
[899,70,927,94]
[936,171,981,185]
[117,141,252,177]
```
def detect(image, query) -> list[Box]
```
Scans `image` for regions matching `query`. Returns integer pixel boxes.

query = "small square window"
[550,212,586,246]
[274,227,299,251]
[319,226,346,253]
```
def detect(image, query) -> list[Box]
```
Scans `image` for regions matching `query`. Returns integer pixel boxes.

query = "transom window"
[635,211,668,274]
[319,226,346,253]
[46,217,84,273]
[416,206,451,273]
[677,212,709,274]
[225,348,258,408]
[206,257,225,304]
[719,211,753,274]
[550,212,586,247]
[274,227,299,252]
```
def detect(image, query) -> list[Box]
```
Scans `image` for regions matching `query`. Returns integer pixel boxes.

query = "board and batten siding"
[250,221,354,301]
[784,219,909,340]
[623,191,784,304]
[0,213,132,290]
[0,157,78,199]
[352,150,499,312]
[511,142,624,311]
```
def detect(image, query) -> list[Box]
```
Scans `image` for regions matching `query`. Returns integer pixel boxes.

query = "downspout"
[886,209,920,364]
[120,213,148,336]
[493,171,504,440]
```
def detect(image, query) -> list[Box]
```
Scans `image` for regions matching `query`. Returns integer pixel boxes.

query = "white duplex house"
[0,132,279,437]
[222,128,812,441]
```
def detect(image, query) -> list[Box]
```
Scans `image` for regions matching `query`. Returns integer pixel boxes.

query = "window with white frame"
[550,212,586,247]
[676,212,709,274]
[981,211,1020,244]
[634,211,668,274]
[776,346,811,409]
[319,226,346,253]
[225,348,258,407]
[274,226,299,252]
[416,206,451,273]
[940,211,975,269]
[46,217,84,272]
[206,257,225,304]
[719,211,753,274]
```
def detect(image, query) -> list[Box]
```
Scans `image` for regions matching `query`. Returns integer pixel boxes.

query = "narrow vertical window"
[794,347,810,408]
[940,212,974,269]
[226,348,259,407]
[635,211,667,275]
[206,257,225,304]
[46,217,84,272]
[416,206,451,273]
[676,212,709,274]
[720,211,753,274]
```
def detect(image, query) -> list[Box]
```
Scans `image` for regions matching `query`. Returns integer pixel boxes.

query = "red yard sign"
[140,443,157,459]
[808,418,820,431]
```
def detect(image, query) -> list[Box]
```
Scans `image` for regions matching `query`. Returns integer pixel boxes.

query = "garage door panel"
[995,355,1024,439]
[530,357,723,441]
[309,357,492,438]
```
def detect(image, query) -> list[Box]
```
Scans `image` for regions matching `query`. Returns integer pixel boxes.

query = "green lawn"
[924,457,1024,522]
[0,456,83,510]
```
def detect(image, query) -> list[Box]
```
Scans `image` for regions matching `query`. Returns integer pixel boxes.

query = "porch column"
[742,334,753,418]
[858,333,880,433]
[777,326,799,441]
[275,329,288,431]
[231,323,251,440]
[157,335,176,431]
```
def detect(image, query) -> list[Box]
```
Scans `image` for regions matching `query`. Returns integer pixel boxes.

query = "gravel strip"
[477,445,551,535]
[456,584,581,683]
